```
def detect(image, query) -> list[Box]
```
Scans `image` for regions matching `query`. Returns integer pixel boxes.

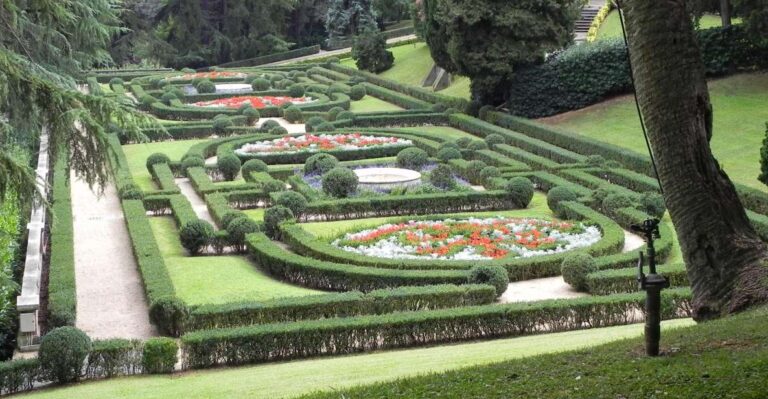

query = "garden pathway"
[499,277,587,303]
[71,174,157,339]
[258,117,306,134]
[175,178,218,228]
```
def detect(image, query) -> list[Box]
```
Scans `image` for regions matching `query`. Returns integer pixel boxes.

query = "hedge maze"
[59,60,768,372]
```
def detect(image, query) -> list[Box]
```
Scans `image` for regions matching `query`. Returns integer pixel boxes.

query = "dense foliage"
[352,32,395,73]
[39,327,92,384]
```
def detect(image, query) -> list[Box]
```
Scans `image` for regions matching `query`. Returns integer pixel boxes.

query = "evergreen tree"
[326,0,378,39]
[352,31,394,72]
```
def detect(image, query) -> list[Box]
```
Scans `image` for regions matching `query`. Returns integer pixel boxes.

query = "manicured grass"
[301,191,552,239]
[349,95,403,112]
[544,72,768,190]
[438,75,471,99]
[149,217,320,306]
[122,139,206,191]
[597,12,735,40]
[306,307,768,399]
[18,319,694,399]
[244,208,265,222]
[395,125,478,141]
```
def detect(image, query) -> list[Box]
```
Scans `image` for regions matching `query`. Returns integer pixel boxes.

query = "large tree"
[621,0,768,319]
[326,0,379,39]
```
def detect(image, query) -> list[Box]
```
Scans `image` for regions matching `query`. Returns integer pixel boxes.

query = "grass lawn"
[349,95,403,112]
[301,192,552,239]
[392,125,478,141]
[306,307,768,399]
[149,217,320,306]
[598,12,734,40]
[18,319,694,399]
[544,72,768,190]
[439,75,471,99]
[122,139,206,191]
[244,208,265,222]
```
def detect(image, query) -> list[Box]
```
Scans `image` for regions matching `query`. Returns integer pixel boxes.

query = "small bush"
[304,153,339,175]
[336,111,355,121]
[316,122,336,132]
[586,155,606,167]
[228,217,262,251]
[181,155,205,176]
[142,337,177,374]
[467,140,489,151]
[640,192,666,218]
[145,153,171,173]
[149,297,189,337]
[261,179,287,194]
[283,106,303,123]
[212,116,233,134]
[109,77,124,86]
[350,84,367,100]
[561,253,597,291]
[195,79,216,94]
[119,183,143,200]
[243,107,260,124]
[264,206,295,239]
[429,164,456,189]
[455,137,472,148]
[288,84,305,98]
[396,147,429,170]
[484,133,505,147]
[327,107,345,121]
[305,116,326,132]
[217,154,242,181]
[39,327,91,384]
[275,191,308,216]
[242,159,269,181]
[602,193,635,217]
[252,78,270,91]
[220,211,247,230]
[261,120,281,131]
[505,177,534,208]
[465,160,488,185]
[322,167,358,198]
[140,95,156,106]
[436,147,462,162]
[327,83,349,95]
[479,166,501,185]
[160,92,177,105]
[439,141,460,151]
[269,126,289,135]
[468,266,509,297]
[179,219,214,255]
[547,186,577,217]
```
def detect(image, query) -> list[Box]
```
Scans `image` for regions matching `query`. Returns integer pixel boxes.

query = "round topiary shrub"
[304,153,339,175]
[602,193,635,217]
[264,205,295,239]
[227,216,262,251]
[252,78,270,91]
[396,147,429,170]
[195,79,216,94]
[561,253,597,291]
[327,107,345,121]
[140,95,156,106]
[484,133,505,147]
[640,192,666,218]
[468,265,509,297]
[479,166,501,185]
[335,111,355,121]
[39,327,91,384]
[145,153,170,173]
[149,297,189,337]
[262,178,287,194]
[288,84,305,98]
[109,77,124,87]
[179,219,213,255]
[243,107,260,124]
[465,160,488,185]
[181,155,205,176]
[242,159,269,182]
[142,337,178,374]
[322,167,358,198]
[275,191,308,216]
[217,153,242,181]
[119,183,144,200]
[436,147,463,162]
[283,106,303,123]
[220,210,247,230]
[316,121,336,132]
[467,140,489,151]
[547,186,577,217]
[160,91,177,105]
[212,116,233,134]
[305,116,326,132]
[455,137,472,148]
[429,164,456,189]
[349,84,366,100]
[505,177,534,208]
[261,119,281,131]
[269,126,289,135]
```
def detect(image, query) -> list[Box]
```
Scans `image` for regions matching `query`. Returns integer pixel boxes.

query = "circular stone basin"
[355,167,421,189]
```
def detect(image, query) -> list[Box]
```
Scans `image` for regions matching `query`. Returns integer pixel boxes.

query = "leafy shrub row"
[150,163,180,193]
[47,156,77,328]
[361,83,432,109]
[586,263,689,295]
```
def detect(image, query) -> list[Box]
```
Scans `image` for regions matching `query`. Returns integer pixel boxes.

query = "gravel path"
[622,230,646,253]
[499,276,588,304]
[71,173,157,339]
[176,178,218,228]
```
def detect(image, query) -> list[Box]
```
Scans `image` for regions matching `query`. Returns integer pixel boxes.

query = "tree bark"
[621,0,768,320]
[720,0,732,28]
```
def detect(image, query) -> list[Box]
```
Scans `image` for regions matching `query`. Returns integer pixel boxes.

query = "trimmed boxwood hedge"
[586,263,689,295]
[47,156,77,328]
[150,163,180,193]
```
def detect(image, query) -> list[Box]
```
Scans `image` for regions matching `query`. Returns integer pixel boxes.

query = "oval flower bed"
[168,71,247,81]
[190,96,315,109]
[237,133,412,155]
[332,217,602,261]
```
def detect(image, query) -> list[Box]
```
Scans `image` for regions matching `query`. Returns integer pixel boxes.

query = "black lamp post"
[632,218,670,356]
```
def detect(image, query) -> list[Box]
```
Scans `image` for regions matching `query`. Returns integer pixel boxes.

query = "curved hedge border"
[47,155,77,328]
[586,263,689,295]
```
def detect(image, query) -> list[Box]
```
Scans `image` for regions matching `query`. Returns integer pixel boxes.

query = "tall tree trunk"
[621,0,768,320]
[720,0,732,27]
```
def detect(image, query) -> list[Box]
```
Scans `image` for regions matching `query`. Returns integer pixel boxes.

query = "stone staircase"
[574,3,602,42]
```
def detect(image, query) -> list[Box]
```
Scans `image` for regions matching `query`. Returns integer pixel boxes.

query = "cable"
[615,0,664,195]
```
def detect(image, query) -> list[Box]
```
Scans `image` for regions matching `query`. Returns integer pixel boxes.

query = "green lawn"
[597,12,735,40]
[122,139,206,191]
[149,217,320,306]
[244,208,265,222]
[438,75,471,99]
[301,192,552,239]
[545,72,768,190]
[19,319,694,399]
[348,95,403,112]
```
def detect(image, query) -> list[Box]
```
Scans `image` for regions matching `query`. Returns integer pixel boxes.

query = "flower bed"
[237,133,412,155]
[169,71,247,81]
[333,217,602,260]
[190,96,316,109]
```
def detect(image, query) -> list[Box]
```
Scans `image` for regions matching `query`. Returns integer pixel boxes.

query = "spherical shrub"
[39,327,91,383]
[322,167,358,198]
[119,183,144,200]
[195,79,216,94]
[140,95,156,106]
[455,137,472,148]
[467,140,489,151]
[283,106,303,123]
[436,147,462,162]
[288,84,305,98]
[465,160,488,185]
[304,153,339,175]
[479,166,501,185]
[179,219,213,255]
[109,77,124,87]
[484,133,505,147]
[220,210,247,230]
[305,116,326,132]
[396,147,429,170]
[602,193,635,217]
[146,153,170,173]
[275,191,308,216]
[181,155,205,176]
[561,253,597,291]
[160,91,177,105]
[547,186,578,218]
[264,205,295,239]
[242,159,269,181]
[142,337,178,374]
[640,192,666,218]
[327,107,345,121]
[505,177,534,208]
[429,164,456,189]
[243,107,260,124]
[315,122,336,132]
[217,153,242,181]
[148,297,188,337]
[227,216,261,251]
[261,179,287,194]
[252,78,270,91]
[269,126,289,135]
[261,119,281,131]
[468,265,509,297]
[349,84,366,100]
[269,74,284,83]
[212,116,233,134]
[335,111,355,121]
